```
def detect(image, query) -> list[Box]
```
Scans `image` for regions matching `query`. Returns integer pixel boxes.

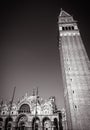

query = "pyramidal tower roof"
[59,9,71,17]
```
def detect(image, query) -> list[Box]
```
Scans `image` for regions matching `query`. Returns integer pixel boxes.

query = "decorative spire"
[25,93,27,98]
[0,99,3,106]
[33,88,35,96]
[33,87,39,97]
[36,87,38,97]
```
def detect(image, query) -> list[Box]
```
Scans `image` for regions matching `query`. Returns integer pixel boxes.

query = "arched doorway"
[32,117,40,130]
[4,116,13,130]
[42,117,51,130]
[18,121,25,130]
[53,118,58,130]
[0,118,3,130]
[16,114,28,130]
[7,122,12,130]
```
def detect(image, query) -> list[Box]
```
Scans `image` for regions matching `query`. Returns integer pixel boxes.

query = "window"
[62,26,74,31]
[69,26,71,30]
[19,104,30,113]
[2,112,5,115]
[72,26,74,30]
[62,27,65,30]
[65,27,68,30]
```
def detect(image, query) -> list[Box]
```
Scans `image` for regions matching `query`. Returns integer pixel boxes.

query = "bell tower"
[58,9,90,130]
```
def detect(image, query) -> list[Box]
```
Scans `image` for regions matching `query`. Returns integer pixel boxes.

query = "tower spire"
[59,9,71,17]
[9,86,16,115]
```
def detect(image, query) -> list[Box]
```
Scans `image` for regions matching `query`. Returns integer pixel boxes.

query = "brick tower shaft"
[58,10,90,130]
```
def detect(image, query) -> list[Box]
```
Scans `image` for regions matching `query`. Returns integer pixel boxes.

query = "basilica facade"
[0,92,64,130]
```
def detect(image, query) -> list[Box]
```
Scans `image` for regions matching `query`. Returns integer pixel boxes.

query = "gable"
[60,10,71,17]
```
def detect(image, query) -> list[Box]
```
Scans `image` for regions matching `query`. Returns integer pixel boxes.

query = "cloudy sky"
[0,0,90,109]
